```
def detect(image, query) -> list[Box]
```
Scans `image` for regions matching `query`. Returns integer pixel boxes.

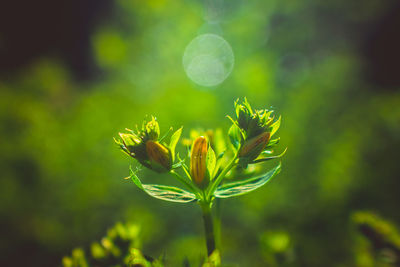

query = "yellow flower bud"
[190,136,208,186]
[145,141,172,172]
[239,132,270,160]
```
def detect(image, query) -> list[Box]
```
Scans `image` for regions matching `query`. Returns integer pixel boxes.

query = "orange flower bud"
[145,141,172,172]
[239,132,270,160]
[190,136,208,186]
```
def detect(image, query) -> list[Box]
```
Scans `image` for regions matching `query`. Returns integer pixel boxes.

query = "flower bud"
[237,106,250,129]
[239,132,271,161]
[190,136,208,186]
[118,133,145,157]
[145,141,172,172]
[145,117,160,140]
[119,133,141,147]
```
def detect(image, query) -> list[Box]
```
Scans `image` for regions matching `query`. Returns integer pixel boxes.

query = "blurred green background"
[1,0,400,266]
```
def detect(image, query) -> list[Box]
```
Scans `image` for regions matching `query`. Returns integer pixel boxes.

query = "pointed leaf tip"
[214,163,281,198]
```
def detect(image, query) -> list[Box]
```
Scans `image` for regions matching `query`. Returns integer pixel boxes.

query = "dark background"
[2,0,400,87]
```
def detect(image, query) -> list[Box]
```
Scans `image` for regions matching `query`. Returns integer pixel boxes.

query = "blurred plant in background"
[1,0,400,266]
[352,211,400,267]
[62,222,221,267]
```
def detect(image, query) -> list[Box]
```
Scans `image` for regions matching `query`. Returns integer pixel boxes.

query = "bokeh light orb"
[183,34,234,87]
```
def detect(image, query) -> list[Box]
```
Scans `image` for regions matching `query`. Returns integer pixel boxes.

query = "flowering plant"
[115,98,286,257]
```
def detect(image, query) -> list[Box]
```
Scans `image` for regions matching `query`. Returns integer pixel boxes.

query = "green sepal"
[169,127,183,162]
[158,127,172,143]
[242,97,253,114]
[129,166,144,190]
[251,148,287,164]
[148,157,171,173]
[228,123,243,150]
[269,116,281,137]
[206,146,216,180]
[265,138,280,149]
[262,150,273,155]
[214,163,281,198]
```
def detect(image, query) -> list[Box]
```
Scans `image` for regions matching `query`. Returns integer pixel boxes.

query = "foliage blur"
[62,222,221,267]
[1,0,400,266]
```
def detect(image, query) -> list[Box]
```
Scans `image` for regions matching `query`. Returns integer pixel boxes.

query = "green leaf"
[158,127,172,143]
[177,153,192,180]
[270,116,281,136]
[129,166,197,203]
[212,151,225,178]
[169,127,182,162]
[252,148,287,164]
[206,146,216,180]
[265,138,280,149]
[214,163,281,198]
[213,128,226,156]
[129,166,144,190]
[228,124,242,150]
[142,184,197,203]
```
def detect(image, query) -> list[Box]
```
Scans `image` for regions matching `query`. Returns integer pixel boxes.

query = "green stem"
[206,153,238,201]
[200,202,216,256]
[170,170,201,198]
[214,198,222,249]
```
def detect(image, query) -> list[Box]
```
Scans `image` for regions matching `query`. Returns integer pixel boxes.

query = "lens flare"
[183,34,234,87]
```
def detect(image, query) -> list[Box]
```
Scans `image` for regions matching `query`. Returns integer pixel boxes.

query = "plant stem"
[214,198,222,249]
[206,153,238,201]
[201,202,216,256]
[170,170,201,197]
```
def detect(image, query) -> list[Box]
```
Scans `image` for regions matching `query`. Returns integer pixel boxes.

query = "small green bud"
[246,113,264,138]
[145,140,172,172]
[116,117,178,172]
[145,117,160,140]
[234,99,274,139]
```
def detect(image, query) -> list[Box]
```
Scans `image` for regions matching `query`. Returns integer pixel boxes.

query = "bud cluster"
[232,98,281,166]
[115,98,283,196]
[115,117,173,173]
